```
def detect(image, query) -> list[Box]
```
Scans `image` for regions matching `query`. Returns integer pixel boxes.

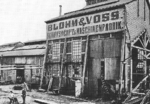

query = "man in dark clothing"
[22,89,26,104]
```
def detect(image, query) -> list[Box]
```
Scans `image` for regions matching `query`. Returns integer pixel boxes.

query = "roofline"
[146,0,150,9]
[0,42,22,47]
[45,0,135,23]
[23,39,46,44]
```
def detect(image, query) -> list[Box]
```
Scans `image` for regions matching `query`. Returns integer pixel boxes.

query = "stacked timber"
[123,74,150,104]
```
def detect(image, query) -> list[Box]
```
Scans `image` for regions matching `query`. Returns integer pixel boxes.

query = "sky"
[0,0,86,45]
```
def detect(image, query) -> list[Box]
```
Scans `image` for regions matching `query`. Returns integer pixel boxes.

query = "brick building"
[44,0,150,97]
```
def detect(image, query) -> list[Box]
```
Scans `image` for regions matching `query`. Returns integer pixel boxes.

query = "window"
[52,42,60,61]
[137,62,144,68]
[138,49,144,60]
[72,40,82,62]
[66,42,72,62]
[49,36,86,63]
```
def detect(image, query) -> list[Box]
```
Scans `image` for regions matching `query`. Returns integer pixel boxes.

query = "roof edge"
[45,0,135,23]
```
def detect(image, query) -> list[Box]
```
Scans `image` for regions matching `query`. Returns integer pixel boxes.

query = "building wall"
[0,57,16,83]
[87,34,122,97]
[124,0,150,91]
[126,0,150,40]
[0,56,44,84]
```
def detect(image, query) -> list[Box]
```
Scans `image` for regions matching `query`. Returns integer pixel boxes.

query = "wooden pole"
[47,75,53,92]
[132,74,150,92]
[39,40,49,89]
[130,57,133,92]
[58,38,67,92]
[81,35,89,96]
[120,32,126,94]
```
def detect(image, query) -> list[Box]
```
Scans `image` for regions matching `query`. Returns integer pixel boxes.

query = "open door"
[16,70,24,83]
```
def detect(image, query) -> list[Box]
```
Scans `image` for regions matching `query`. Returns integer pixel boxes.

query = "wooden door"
[88,39,103,97]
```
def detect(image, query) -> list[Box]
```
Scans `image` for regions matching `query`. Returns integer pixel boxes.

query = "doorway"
[16,70,24,83]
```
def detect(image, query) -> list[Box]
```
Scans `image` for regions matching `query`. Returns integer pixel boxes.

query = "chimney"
[59,5,62,16]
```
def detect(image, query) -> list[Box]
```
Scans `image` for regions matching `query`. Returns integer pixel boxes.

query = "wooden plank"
[81,35,89,96]
[39,40,49,88]
[47,76,53,92]
[34,99,57,104]
[105,58,120,80]
[130,53,133,91]
[58,38,67,92]
[104,38,121,58]
[132,74,150,92]
[132,45,150,53]
[15,57,26,64]
[140,90,150,104]
[89,40,99,58]
[120,33,125,94]
[123,97,143,104]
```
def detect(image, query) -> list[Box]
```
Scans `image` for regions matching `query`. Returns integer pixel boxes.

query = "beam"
[132,45,150,53]
[0,65,42,68]
[81,35,89,96]
[0,67,42,70]
[131,29,146,45]
[58,38,67,92]
[39,40,49,89]
[132,74,150,92]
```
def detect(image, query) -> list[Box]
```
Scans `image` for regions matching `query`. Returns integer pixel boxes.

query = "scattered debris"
[123,74,150,104]
[38,89,46,92]
[34,99,57,104]
[13,85,23,90]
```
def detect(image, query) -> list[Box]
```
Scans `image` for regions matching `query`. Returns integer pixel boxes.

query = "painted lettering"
[54,24,58,30]
[72,19,78,27]
[47,9,123,33]
[94,15,101,23]
[111,11,119,20]
[59,22,64,29]
[48,25,52,31]
[102,13,109,22]
[86,16,92,24]
[79,18,86,26]
[65,21,71,28]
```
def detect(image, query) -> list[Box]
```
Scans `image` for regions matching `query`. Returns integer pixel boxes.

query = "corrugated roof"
[0,42,24,52]
[45,0,135,23]
[0,42,22,47]
[0,47,15,52]
[0,49,45,57]
[23,39,46,44]
[15,44,46,50]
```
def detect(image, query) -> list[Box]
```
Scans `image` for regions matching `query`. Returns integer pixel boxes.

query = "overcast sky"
[0,0,86,45]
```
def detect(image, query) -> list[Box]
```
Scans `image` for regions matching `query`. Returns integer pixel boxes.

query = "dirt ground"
[0,84,112,104]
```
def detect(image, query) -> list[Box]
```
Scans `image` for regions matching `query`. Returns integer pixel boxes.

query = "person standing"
[22,88,26,104]
[9,91,14,104]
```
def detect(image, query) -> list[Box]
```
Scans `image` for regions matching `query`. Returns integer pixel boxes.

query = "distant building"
[45,0,150,97]
[0,39,46,84]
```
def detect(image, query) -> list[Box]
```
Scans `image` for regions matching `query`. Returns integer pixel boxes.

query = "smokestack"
[59,5,62,16]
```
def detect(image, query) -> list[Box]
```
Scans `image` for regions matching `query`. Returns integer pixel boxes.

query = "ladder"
[58,38,67,93]
[123,74,150,104]
[39,39,49,89]
[81,35,89,96]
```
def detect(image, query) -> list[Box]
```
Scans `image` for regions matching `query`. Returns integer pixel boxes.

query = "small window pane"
[52,43,60,61]
[72,40,81,62]
[82,41,86,52]
[66,42,72,53]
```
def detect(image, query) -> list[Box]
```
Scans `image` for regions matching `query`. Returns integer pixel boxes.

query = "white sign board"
[47,8,124,40]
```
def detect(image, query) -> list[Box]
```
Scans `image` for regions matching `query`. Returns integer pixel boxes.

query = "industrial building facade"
[0,40,45,85]
[44,0,150,97]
